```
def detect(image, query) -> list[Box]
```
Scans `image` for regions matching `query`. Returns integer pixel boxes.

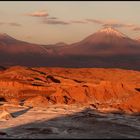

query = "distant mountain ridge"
[0,27,140,70]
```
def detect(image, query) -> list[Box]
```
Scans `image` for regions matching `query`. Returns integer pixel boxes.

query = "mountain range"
[0,27,140,70]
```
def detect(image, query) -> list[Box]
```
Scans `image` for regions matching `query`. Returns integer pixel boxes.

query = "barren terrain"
[0,66,140,138]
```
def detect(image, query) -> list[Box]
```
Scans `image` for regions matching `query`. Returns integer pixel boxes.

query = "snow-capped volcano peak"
[98,27,127,38]
[80,27,129,44]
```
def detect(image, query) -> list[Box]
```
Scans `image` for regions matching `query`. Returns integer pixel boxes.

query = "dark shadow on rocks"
[0,98,6,102]
[1,108,140,139]
[12,107,33,118]
[135,88,140,92]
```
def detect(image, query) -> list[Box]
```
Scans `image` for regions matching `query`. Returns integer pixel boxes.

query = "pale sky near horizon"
[0,1,140,44]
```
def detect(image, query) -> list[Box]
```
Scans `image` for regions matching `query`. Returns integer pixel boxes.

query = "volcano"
[50,27,140,70]
[59,27,140,56]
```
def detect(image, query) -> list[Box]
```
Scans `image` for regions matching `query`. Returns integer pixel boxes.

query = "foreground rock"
[0,108,13,120]
[0,105,140,139]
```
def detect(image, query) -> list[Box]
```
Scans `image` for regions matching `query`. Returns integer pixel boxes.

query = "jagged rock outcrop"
[0,107,13,120]
[24,96,49,107]
[0,66,140,114]
[118,94,140,114]
[0,110,13,120]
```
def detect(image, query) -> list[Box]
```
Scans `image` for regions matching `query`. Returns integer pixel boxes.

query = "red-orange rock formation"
[24,95,49,107]
[0,66,140,114]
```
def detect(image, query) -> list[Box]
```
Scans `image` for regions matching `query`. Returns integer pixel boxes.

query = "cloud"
[26,10,140,30]
[86,19,103,24]
[86,18,140,31]
[43,19,70,25]
[70,20,88,24]
[0,21,21,27]
[8,22,22,27]
[28,10,69,25]
[28,10,49,17]
[86,19,135,28]
[103,23,133,28]
[43,18,88,25]
[42,17,140,31]
[27,10,70,25]
[47,17,58,20]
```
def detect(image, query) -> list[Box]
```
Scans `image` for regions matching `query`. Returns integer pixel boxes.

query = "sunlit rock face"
[0,66,140,114]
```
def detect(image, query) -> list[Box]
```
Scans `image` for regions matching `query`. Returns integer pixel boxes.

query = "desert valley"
[0,66,140,138]
[0,27,140,139]
[0,2,140,139]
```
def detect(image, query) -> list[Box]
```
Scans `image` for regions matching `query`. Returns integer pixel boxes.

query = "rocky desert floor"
[0,104,140,139]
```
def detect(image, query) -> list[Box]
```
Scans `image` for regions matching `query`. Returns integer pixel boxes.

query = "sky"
[0,1,140,44]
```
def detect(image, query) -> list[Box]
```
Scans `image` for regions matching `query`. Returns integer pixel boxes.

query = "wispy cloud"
[86,18,135,28]
[8,22,22,27]
[28,10,49,17]
[27,10,70,25]
[27,10,89,25]
[43,19,88,25]
[43,19,70,25]
[103,23,135,28]
[47,17,58,20]
[0,21,21,27]
[86,19,103,24]
[70,20,88,24]
[43,17,140,31]
[86,18,140,31]
[27,10,140,31]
